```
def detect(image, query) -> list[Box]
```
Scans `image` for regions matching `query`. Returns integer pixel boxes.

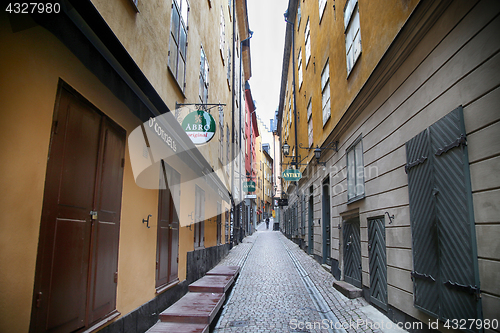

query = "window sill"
[347,194,365,205]
[156,279,180,294]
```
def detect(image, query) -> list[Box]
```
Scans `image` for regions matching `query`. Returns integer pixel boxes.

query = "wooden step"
[206,265,240,277]
[159,292,225,325]
[188,274,234,293]
[146,322,208,333]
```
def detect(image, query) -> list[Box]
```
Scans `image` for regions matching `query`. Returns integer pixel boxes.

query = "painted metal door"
[368,217,388,311]
[343,217,362,288]
[322,181,331,265]
[308,195,314,255]
[406,107,482,328]
[31,85,125,332]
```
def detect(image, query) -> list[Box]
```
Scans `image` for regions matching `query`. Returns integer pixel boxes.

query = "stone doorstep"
[333,280,363,299]
[206,265,241,277]
[159,292,225,324]
[146,322,208,333]
[188,274,235,293]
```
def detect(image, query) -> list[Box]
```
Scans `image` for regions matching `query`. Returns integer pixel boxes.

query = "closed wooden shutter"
[406,107,482,327]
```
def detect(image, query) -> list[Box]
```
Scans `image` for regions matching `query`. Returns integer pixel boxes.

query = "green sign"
[182,110,216,145]
[282,169,302,181]
[243,181,256,192]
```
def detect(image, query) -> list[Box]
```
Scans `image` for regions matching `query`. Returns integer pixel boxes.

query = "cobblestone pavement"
[213,224,406,333]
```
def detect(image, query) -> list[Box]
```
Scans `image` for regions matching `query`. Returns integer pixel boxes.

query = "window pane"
[307,99,312,120]
[179,25,187,59]
[181,0,188,25]
[171,5,180,42]
[355,141,364,196]
[319,0,327,20]
[178,57,185,89]
[168,37,178,74]
[347,149,355,199]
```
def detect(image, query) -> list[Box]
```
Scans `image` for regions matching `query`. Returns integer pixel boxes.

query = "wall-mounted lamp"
[385,211,395,224]
[313,141,339,166]
[283,141,290,156]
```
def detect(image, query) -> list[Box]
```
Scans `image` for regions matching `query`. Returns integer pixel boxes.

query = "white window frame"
[307,98,313,147]
[305,18,311,66]
[298,48,303,89]
[168,0,189,92]
[346,135,365,203]
[319,0,327,22]
[321,61,331,126]
[344,0,361,76]
[199,45,209,103]
[220,6,226,61]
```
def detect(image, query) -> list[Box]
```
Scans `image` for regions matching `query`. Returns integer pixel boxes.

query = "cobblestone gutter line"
[279,236,346,333]
[278,233,396,333]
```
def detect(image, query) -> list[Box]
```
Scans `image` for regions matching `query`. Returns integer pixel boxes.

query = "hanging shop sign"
[243,181,256,192]
[182,110,216,145]
[277,198,288,207]
[281,169,302,181]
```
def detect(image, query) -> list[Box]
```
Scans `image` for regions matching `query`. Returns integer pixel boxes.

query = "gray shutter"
[406,107,482,328]
[429,107,481,323]
[406,128,440,317]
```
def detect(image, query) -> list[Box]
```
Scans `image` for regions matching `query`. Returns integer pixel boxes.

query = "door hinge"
[114,272,118,283]
[156,261,159,269]
[36,292,42,308]
[444,280,480,297]
[405,156,427,174]
[121,158,125,168]
[411,271,436,283]
[435,133,467,156]
[177,256,179,263]
[53,120,59,134]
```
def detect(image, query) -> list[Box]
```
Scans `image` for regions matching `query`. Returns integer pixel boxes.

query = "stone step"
[206,265,241,277]
[188,274,234,293]
[332,280,363,299]
[159,292,225,325]
[146,322,208,333]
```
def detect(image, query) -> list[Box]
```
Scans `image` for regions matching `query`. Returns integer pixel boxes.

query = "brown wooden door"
[156,162,180,288]
[31,85,125,333]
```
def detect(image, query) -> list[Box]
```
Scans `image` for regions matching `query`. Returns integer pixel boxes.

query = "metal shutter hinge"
[435,134,467,156]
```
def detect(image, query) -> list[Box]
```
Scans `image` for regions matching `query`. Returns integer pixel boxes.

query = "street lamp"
[283,141,290,157]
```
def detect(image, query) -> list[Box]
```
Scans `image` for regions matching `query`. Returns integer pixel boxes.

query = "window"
[199,46,209,103]
[321,61,331,125]
[319,0,327,21]
[226,125,230,165]
[298,48,303,89]
[220,6,226,61]
[168,0,189,92]
[344,0,361,75]
[297,1,301,28]
[227,46,231,87]
[346,136,364,202]
[219,112,224,162]
[307,98,313,147]
[305,18,311,65]
[194,185,205,248]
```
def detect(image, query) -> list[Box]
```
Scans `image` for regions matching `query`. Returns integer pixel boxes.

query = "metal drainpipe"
[230,0,236,247]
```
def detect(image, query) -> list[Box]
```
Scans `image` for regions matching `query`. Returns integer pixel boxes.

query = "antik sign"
[282,169,302,181]
[182,110,216,144]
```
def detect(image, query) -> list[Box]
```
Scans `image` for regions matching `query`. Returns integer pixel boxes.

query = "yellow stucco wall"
[284,0,420,172]
[1,6,235,331]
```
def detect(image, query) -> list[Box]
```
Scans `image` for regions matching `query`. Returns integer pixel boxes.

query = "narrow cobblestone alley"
[213,226,406,333]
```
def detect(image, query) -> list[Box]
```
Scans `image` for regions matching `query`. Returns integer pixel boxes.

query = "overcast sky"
[247,0,289,131]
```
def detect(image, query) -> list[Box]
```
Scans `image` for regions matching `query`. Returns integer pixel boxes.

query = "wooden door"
[157,162,180,288]
[368,217,388,311]
[30,85,125,333]
[343,217,362,288]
